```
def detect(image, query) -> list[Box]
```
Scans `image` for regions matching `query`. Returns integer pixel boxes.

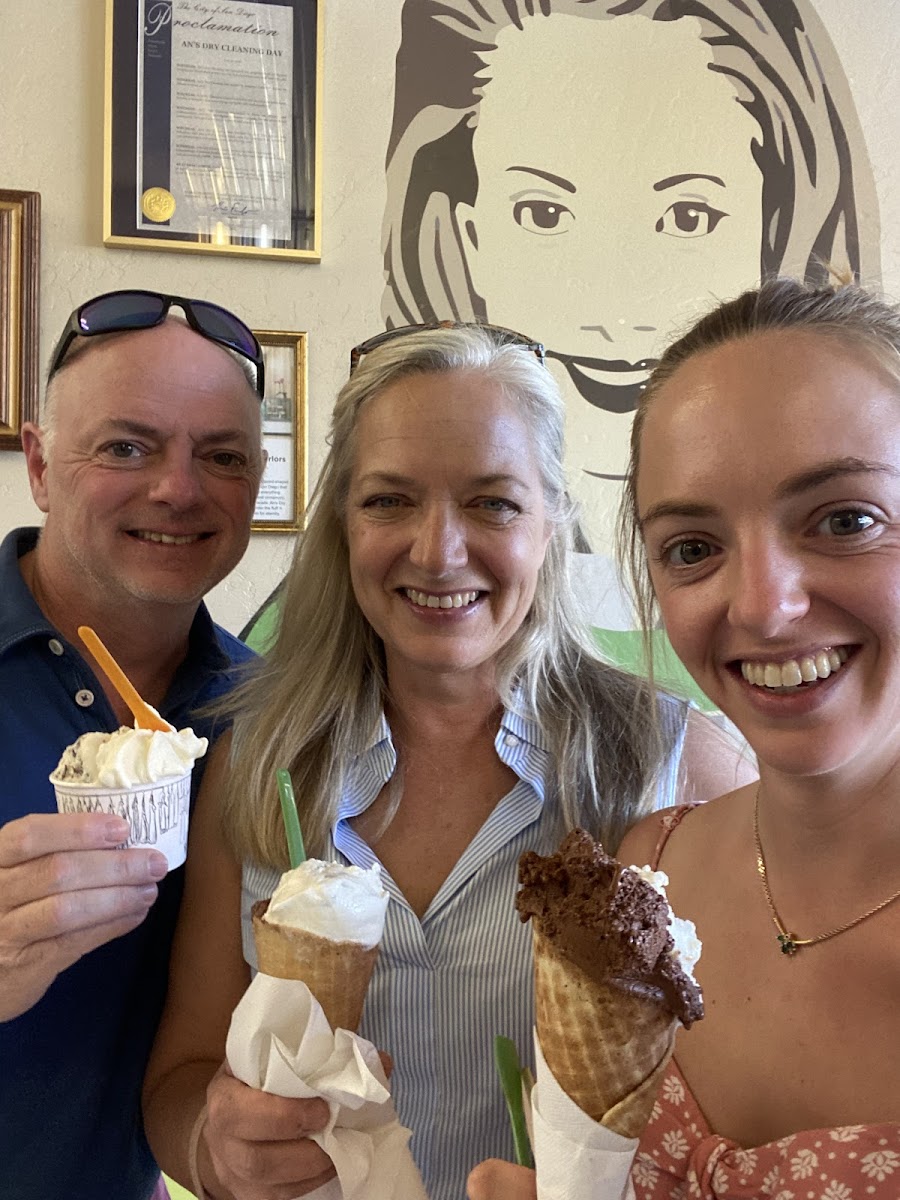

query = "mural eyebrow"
[505,166,576,194]
[654,173,726,190]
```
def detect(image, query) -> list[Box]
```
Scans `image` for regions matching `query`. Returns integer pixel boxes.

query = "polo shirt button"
[75,689,94,707]
[503,733,519,748]
[48,639,64,656]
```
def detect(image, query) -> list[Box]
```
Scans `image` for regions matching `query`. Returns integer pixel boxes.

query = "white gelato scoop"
[50,725,208,789]
[264,860,389,948]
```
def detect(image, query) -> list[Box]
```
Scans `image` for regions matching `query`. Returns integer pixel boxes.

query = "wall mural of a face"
[243,0,880,700]
[382,0,880,547]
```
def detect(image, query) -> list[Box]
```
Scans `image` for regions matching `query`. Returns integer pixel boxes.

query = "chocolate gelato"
[517,828,703,1028]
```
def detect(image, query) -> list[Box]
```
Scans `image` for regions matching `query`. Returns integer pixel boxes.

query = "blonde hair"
[619,276,900,638]
[222,326,677,867]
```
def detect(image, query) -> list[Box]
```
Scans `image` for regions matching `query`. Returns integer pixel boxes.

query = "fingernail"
[146,852,168,880]
[105,818,130,841]
[139,884,159,903]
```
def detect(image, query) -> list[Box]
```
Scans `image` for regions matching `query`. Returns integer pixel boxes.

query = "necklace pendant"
[777,932,799,955]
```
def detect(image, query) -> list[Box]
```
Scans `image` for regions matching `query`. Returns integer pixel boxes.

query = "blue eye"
[820,509,876,536]
[209,451,247,471]
[105,442,143,459]
[364,495,403,510]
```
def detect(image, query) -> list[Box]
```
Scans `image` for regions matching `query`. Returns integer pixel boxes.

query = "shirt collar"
[0,528,55,654]
[335,691,552,825]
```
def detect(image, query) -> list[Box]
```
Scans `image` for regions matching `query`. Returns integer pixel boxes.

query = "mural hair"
[383,0,876,331]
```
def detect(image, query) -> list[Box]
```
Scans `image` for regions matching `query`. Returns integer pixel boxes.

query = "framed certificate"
[252,330,307,531]
[104,0,322,260]
[0,189,40,450]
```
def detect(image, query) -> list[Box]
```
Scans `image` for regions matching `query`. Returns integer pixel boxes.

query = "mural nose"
[580,324,615,341]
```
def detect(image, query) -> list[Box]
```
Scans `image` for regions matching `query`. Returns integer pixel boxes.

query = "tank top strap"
[650,803,701,871]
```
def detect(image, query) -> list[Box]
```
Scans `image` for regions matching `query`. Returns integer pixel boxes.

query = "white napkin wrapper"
[226,972,428,1200]
[530,1033,637,1200]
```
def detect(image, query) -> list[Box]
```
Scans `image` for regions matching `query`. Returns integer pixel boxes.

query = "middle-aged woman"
[469,279,900,1200]
[143,324,752,1200]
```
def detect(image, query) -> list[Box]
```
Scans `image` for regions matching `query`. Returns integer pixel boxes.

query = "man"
[0,290,267,1200]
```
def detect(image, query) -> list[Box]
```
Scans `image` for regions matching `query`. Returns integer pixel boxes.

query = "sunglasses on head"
[349,321,546,375]
[48,289,266,398]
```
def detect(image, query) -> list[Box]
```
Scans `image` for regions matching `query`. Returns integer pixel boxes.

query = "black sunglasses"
[349,321,546,374]
[48,289,266,398]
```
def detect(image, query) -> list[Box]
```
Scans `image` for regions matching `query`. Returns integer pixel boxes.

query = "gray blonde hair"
[223,325,676,866]
[383,0,876,330]
[618,276,900,639]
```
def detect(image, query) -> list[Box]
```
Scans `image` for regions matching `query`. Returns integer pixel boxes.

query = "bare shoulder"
[617,806,675,867]
[621,785,753,878]
[678,706,757,804]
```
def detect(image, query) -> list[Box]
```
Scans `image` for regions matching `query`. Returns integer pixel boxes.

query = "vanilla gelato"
[51,725,208,789]
[263,860,389,949]
[630,865,702,984]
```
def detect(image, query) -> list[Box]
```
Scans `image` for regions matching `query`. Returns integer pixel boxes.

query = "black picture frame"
[104,0,321,260]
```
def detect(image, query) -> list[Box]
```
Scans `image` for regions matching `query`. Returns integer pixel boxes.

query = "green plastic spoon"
[494,1035,534,1168]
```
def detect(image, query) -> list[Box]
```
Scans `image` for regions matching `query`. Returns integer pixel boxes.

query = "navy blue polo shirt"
[0,528,255,1200]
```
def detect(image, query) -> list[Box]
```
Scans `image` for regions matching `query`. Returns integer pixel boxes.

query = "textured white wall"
[1,0,899,635]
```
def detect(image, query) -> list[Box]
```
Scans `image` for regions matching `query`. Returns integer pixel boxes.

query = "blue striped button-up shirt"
[242,695,687,1200]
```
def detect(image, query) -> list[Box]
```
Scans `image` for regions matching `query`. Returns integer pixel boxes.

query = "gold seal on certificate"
[141,187,176,223]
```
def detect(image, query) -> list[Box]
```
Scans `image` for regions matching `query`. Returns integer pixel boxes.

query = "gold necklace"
[753,791,900,956]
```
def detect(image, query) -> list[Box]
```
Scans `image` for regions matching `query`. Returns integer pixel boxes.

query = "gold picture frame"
[252,330,307,532]
[0,189,40,450]
[103,0,322,261]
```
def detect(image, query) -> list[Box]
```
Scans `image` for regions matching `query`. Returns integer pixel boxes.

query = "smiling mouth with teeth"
[740,646,850,691]
[132,531,205,545]
[404,588,481,610]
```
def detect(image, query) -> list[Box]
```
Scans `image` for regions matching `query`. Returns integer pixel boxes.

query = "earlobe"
[21,423,50,512]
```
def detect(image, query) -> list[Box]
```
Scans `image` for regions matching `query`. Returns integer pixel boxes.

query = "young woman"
[469,278,900,1199]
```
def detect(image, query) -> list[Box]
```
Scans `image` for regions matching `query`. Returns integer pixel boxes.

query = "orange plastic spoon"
[77,625,171,731]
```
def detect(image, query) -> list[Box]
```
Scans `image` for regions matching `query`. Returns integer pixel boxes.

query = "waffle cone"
[251,899,378,1032]
[533,927,678,1139]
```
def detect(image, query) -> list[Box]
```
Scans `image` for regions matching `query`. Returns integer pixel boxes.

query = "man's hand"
[202,1063,334,1199]
[0,812,167,1021]
[467,1160,538,1200]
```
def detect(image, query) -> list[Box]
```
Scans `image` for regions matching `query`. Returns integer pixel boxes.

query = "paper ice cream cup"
[52,768,192,869]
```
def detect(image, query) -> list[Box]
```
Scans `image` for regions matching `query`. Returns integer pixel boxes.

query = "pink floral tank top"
[633,806,900,1198]
[633,1059,900,1199]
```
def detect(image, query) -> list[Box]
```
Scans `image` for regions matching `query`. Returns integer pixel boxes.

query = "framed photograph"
[0,189,40,451]
[252,330,307,531]
[104,0,322,260]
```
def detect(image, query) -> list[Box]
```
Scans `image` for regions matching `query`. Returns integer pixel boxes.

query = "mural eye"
[655,202,726,238]
[512,200,573,235]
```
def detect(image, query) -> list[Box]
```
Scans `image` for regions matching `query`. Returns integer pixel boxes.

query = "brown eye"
[667,539,711,566]
[655,202,726,238]
[513,200,574,235]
